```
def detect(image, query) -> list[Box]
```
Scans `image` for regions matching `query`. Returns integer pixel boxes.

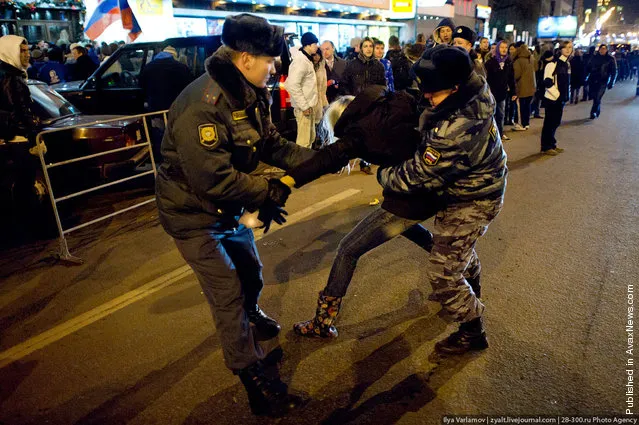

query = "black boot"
[467,274,481,298]
[247,305,281,340]
[237,361,303,417]
[435,317,488,355]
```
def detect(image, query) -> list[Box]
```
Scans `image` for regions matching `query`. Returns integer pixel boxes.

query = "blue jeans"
[324,208,433,297]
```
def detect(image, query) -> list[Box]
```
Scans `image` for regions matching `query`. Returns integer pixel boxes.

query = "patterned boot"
[293,291,343,338]
[435,317,489,355]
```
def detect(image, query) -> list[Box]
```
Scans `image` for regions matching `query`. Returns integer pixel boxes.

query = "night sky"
[583,0,639,24]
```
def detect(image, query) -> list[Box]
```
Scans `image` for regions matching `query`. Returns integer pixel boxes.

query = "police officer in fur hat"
[155,13,314,417]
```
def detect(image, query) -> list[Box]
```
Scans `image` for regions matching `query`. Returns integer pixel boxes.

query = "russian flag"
[119,0,142,42]
[84,0,142,41]
[84,0,120,41]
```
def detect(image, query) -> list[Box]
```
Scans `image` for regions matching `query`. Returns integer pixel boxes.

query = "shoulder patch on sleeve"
[199,124,220,149]
[423,147,441,166]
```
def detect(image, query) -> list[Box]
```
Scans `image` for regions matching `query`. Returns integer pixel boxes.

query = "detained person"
[290,45,507,355]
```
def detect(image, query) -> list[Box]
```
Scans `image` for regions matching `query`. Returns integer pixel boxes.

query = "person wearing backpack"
[385,35,412,91]
[540,41,572,156]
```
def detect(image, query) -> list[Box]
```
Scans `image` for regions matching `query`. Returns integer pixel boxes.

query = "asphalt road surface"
[1,80,638,425]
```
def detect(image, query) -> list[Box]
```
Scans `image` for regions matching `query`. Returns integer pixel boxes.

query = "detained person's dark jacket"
[155,46,315,238]
[286,85,436,219]
[378,72,507,206]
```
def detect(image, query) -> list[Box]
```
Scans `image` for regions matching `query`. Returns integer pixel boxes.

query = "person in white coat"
[287,32,319,148]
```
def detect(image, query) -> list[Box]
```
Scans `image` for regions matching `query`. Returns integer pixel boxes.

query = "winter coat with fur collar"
[155,46,314,238]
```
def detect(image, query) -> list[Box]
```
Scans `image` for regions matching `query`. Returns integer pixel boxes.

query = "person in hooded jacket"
[540,41,572,156]
[155,14,314,417]
[512,42,536,131]
[0,35,44,239]
[433,18,455,45]
[0,35,40,145]
[485,41,516,141]
[291,45,507,356]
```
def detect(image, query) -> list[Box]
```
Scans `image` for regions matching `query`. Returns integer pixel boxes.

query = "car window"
[176,46,197,76]
[102,49,146,89]
[194,46,207,77]
[29,83,79,120]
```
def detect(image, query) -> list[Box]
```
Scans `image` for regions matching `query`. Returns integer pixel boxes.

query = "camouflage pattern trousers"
[323,196,503,323]
[427,196,503,322]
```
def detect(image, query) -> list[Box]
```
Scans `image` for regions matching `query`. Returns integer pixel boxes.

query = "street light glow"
[595,7,615,31]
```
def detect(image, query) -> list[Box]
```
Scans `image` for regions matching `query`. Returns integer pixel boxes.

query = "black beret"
[452,26,477,45]
[410,45,473,93]
[222,13,285,57]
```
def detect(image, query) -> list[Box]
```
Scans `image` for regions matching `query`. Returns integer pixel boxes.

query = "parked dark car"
[1,80,152,244]
[29,80,149,188]
[53,35,298,139]
[0,80,148,208]
[53,36,222,116]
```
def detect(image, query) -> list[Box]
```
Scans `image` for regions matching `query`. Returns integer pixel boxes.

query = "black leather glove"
[267,178,291,207]
[257,179,292,233]
[257,202,288,234]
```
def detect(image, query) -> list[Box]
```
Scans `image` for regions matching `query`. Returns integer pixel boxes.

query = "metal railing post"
[34,110,169,264]
[36,133,83,264]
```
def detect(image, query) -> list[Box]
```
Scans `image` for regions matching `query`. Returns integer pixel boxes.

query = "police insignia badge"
[457,28,463,33]
[199,124,219,149]
[423,147,441,166]
[232,110,248,121]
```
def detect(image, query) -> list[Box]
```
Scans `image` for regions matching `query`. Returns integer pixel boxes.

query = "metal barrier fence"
[36,110,169,264]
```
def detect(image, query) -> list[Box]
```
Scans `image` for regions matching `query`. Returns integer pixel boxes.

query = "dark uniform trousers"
[174,225,266,371]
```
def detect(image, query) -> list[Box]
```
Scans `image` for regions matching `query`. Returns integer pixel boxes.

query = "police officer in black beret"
[452,26,486,78]
[155,13,313,416]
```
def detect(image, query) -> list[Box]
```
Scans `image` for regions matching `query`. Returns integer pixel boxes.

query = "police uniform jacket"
[377,71,507,207]
[156,46,314,238]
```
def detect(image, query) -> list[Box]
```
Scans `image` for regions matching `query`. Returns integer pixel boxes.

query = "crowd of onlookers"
[24,39,127,84]
[286,18,639,159]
